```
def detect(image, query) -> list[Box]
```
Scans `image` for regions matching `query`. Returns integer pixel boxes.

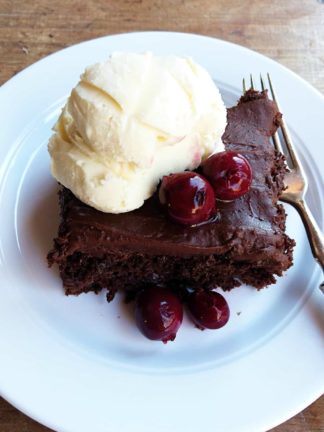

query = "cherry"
[135,287,183,343]
[202,151,252,201]
[159,172,216,226]
[187,290,230,330]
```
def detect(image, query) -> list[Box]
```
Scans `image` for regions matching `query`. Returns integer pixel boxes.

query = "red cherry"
[159,172,216,226]
[135,287,183,343]
[202,151,252,201]
[187,290,230,330]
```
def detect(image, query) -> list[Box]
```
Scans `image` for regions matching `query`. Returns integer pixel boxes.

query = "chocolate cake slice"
[47,90,295,299]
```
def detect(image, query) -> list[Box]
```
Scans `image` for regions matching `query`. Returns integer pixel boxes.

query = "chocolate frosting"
[50,90,289,262]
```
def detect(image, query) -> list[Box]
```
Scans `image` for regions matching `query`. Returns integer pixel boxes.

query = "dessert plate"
[0,32,323,432]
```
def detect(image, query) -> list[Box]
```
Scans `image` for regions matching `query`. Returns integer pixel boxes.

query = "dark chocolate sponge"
[47,90,295,299]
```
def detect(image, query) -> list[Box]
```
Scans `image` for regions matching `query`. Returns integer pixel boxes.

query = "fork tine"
[272,128,285,158]
[243,78,246,94]
[260,74,286,156]
[260,74,266,91]
[250,74,254,90]
[267,74,303,171]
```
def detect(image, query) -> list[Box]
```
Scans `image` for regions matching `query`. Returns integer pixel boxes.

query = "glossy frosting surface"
[58,91,285,258]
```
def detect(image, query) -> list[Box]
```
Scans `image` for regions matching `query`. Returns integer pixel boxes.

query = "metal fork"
[243,74,324,291]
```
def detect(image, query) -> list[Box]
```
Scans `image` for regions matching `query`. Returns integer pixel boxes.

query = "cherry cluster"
[159,151,252,226]
[135,287,230,343]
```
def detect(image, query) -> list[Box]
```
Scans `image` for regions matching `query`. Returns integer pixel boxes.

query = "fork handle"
[291,199,324,272]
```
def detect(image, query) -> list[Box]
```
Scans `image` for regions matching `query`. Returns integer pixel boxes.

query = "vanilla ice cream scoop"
[48,52,227,213]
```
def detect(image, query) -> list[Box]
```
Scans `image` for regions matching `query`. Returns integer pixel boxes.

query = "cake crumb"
[236,311,242,316]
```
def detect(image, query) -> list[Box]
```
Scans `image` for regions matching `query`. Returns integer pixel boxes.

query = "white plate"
[0,32,323,432]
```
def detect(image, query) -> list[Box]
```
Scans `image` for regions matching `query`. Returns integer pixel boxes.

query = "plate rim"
[1,30,324,101]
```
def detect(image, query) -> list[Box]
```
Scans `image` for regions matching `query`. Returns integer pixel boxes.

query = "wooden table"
[0,1,323,431]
